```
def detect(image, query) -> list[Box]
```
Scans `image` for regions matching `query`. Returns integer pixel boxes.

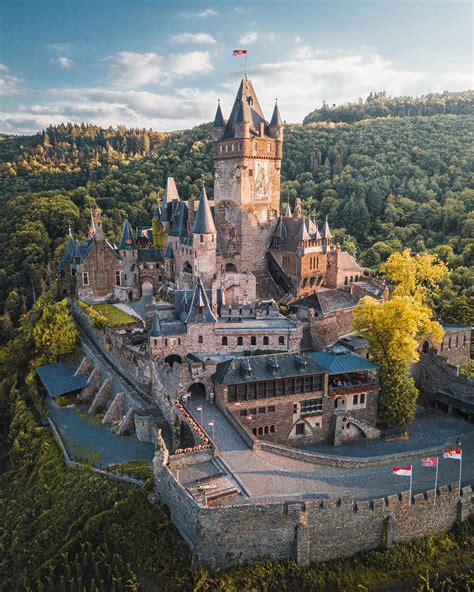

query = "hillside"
[0,106,473,332]
[303,90,474,124]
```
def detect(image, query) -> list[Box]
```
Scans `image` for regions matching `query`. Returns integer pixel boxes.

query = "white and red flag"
[392,466,413,476]
[196,405,202,411]
[233,49,247,55]
[208,420,214,427]
[443,449,462,460]
[421,457,438,467]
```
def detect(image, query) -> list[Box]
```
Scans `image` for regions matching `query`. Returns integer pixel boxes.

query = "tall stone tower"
[212,79,283,274]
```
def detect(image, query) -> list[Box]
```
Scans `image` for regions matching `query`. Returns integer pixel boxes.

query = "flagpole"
[200,407,203,427]
[434,460,439,506]
[245,53,248,79]
[459,452,463,496]
[409,467,413,507]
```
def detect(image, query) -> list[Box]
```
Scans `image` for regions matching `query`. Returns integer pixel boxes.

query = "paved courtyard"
[186,395,474,503]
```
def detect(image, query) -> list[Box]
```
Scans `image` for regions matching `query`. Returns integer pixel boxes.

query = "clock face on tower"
[254,160,269,200]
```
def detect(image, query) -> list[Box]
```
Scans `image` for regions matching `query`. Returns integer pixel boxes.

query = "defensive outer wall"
[71,305,474,570]
[153,435,473,570]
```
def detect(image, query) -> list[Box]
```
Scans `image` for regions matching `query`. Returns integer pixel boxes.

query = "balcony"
[328,371,379,394]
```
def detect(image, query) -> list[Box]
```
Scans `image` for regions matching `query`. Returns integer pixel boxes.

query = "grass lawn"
[91,304,136,326]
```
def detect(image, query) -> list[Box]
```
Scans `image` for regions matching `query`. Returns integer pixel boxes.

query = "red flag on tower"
[233,49,247,55]
[421,457,438,467]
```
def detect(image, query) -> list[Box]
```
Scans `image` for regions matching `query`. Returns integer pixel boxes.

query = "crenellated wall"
[153,438,474,571]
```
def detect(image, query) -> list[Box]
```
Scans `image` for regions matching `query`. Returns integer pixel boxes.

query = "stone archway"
[141,281,154,296]
[189,382,206,401]
[225,262,237,273]
[164,354,182,367]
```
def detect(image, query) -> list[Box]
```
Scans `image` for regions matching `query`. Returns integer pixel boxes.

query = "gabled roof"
[36,363,89,398]
[213,352,326,385]
[193,185,216,234]
[310,347,378,374]
[118,219,137,250]
[224,78,268,139]
[290,289,362,316]
[213,101,225,127]
[184,277,217,324]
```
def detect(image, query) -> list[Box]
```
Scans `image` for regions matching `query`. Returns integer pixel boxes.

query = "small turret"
[88,210,96,239]
[322,215,332,241]
[269,99,283,140]
[212,100,225,141]
[119,219,137,251]
[294,198,302,218]
[161,177,180,229]
[284,202,292,217]
[92,207,104,241]
[192,183,217,289]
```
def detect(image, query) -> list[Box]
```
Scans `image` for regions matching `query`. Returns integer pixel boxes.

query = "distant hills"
[303,90,474,124]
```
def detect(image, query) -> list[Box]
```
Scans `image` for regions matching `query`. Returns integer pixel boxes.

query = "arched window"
[264,426,269,435]
[263,336,269,346]
[258,427,263,436]
[270,425,275,434]
[278,336,285,345]
[251,336,256,346]
[222,336,228,346]
[237,336,243,346]
[183,261,192,274]
[252,428,257,436]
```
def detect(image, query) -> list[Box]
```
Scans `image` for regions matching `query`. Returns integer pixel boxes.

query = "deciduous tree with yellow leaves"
[354,250,447,426]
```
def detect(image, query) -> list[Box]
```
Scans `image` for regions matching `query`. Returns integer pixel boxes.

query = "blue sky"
[1,0,472,134]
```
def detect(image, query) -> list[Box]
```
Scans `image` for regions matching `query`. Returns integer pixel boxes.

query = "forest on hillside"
[0,93,473,337]
[303,90,474,124]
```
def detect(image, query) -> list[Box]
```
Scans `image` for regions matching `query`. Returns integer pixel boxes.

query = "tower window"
[251,336,256,346]
[279,336,285,345]
[239,142,243,150]
[198,335,203,344]
[115,271,121,286]
[249,169,253,177]
[237,336,243,346]
[200,235,204,243]
[222,336,228,346]
[263,336,269,345]
[83,272,89,286]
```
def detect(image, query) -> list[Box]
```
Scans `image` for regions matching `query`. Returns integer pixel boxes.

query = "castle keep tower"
[212,79,283,274]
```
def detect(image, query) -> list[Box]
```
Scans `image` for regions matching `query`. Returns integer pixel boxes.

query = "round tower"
[192,184,217,289]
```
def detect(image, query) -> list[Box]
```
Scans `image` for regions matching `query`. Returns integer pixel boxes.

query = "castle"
[59,77,386,447]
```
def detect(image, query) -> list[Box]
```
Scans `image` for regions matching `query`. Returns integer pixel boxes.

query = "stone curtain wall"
[154,443,473,570]
[415,351,474,400]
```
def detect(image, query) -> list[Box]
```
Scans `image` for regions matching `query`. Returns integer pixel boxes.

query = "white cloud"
[238,32,258,45]
[180,8,218,18]
[105,51,214,87]
[169,32,217,45]
[47,42,74,54]
[51,57,76,69]
[0,64,22,96]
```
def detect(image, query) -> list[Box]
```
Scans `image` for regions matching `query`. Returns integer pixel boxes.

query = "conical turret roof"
[270,100,282,126]
[161,177,179,222]
[322,215,332,240]
[284,203,292,217]
[213,101,225,127]
[193,184,216,234]
[118,219,137,250]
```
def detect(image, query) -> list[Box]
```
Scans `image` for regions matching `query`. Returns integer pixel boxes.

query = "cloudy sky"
[1,0,472,134]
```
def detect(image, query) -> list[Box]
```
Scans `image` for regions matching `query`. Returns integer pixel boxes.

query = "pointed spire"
[284,203,292,217]
[213,100,225,128]
[270,99,282,127]
[294,198,302,218]
[150,310,160,337]
[164,241,174,259]
[72,239,82,261]
[184,276,217,324]
[297,218,311,242]
[161,177,179,222]
[68,227,73,239]
[193,182,216,234]
[118,219,137,250]
[315,224,322,241]
[322,215,332,240]
[224,78,267,138]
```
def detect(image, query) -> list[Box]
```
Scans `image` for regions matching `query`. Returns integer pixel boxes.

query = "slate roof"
[336,251,363,272]
[36,363,89,398]
[118,219,137,250]
[161,177,179,223]
[167,200,189,238]
[270,101,282,127]
[310,347,378,374]
[150,310,160,337]
[290,289,362,316]
[224,78,269,139]
[164,242,174,259]
[442,323,473,333]
[193,185,216,234]
[271,215,321,250]
[138,248,163,262]
[213,352,326,385]
[213,101,225,127]
[183,277,217,323]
